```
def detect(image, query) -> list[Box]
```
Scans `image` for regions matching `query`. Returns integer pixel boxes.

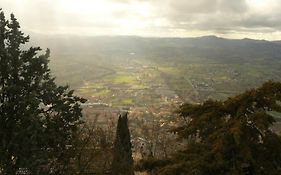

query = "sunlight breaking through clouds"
[1,0,281,39]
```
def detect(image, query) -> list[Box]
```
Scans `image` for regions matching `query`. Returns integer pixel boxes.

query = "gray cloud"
[150,0,281,35]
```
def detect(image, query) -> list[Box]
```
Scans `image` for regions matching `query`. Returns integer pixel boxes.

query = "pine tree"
[0,9,86,174]
[112,112,134,175]
[139,81,281,175]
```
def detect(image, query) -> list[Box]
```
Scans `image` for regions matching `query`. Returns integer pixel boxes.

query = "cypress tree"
[112,112,134,175]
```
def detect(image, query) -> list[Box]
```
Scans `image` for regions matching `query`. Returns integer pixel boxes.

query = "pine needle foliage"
[140,81,281,175]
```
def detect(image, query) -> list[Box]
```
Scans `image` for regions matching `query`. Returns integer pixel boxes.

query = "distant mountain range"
[27,34,281,63]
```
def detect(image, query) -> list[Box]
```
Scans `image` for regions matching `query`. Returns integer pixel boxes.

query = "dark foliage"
[111,112,134,175]
[139,81,281,175]
[0,9,86,174]
[135,158,172,172]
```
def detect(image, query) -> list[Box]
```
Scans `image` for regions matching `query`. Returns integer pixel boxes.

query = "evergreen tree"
[139,81,281,175]
[0,9,86,174]
[112,112,134,175]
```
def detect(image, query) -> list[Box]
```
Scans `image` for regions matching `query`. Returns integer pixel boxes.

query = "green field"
[49,54,281,107]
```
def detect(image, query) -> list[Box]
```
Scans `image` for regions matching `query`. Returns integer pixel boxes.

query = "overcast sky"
[1,0,281,39]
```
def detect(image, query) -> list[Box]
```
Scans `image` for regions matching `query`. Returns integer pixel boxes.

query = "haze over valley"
[1,0,281,174]
[27,35,281,133]
[29,35,281,104]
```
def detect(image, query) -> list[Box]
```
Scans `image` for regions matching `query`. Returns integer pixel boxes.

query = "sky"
[1,0,281,40]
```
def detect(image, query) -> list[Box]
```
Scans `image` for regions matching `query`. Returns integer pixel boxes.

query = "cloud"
[1,0,281,39]
[149,0,281,35]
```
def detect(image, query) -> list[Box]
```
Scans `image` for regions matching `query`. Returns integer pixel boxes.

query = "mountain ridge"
[27,34,281,63]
